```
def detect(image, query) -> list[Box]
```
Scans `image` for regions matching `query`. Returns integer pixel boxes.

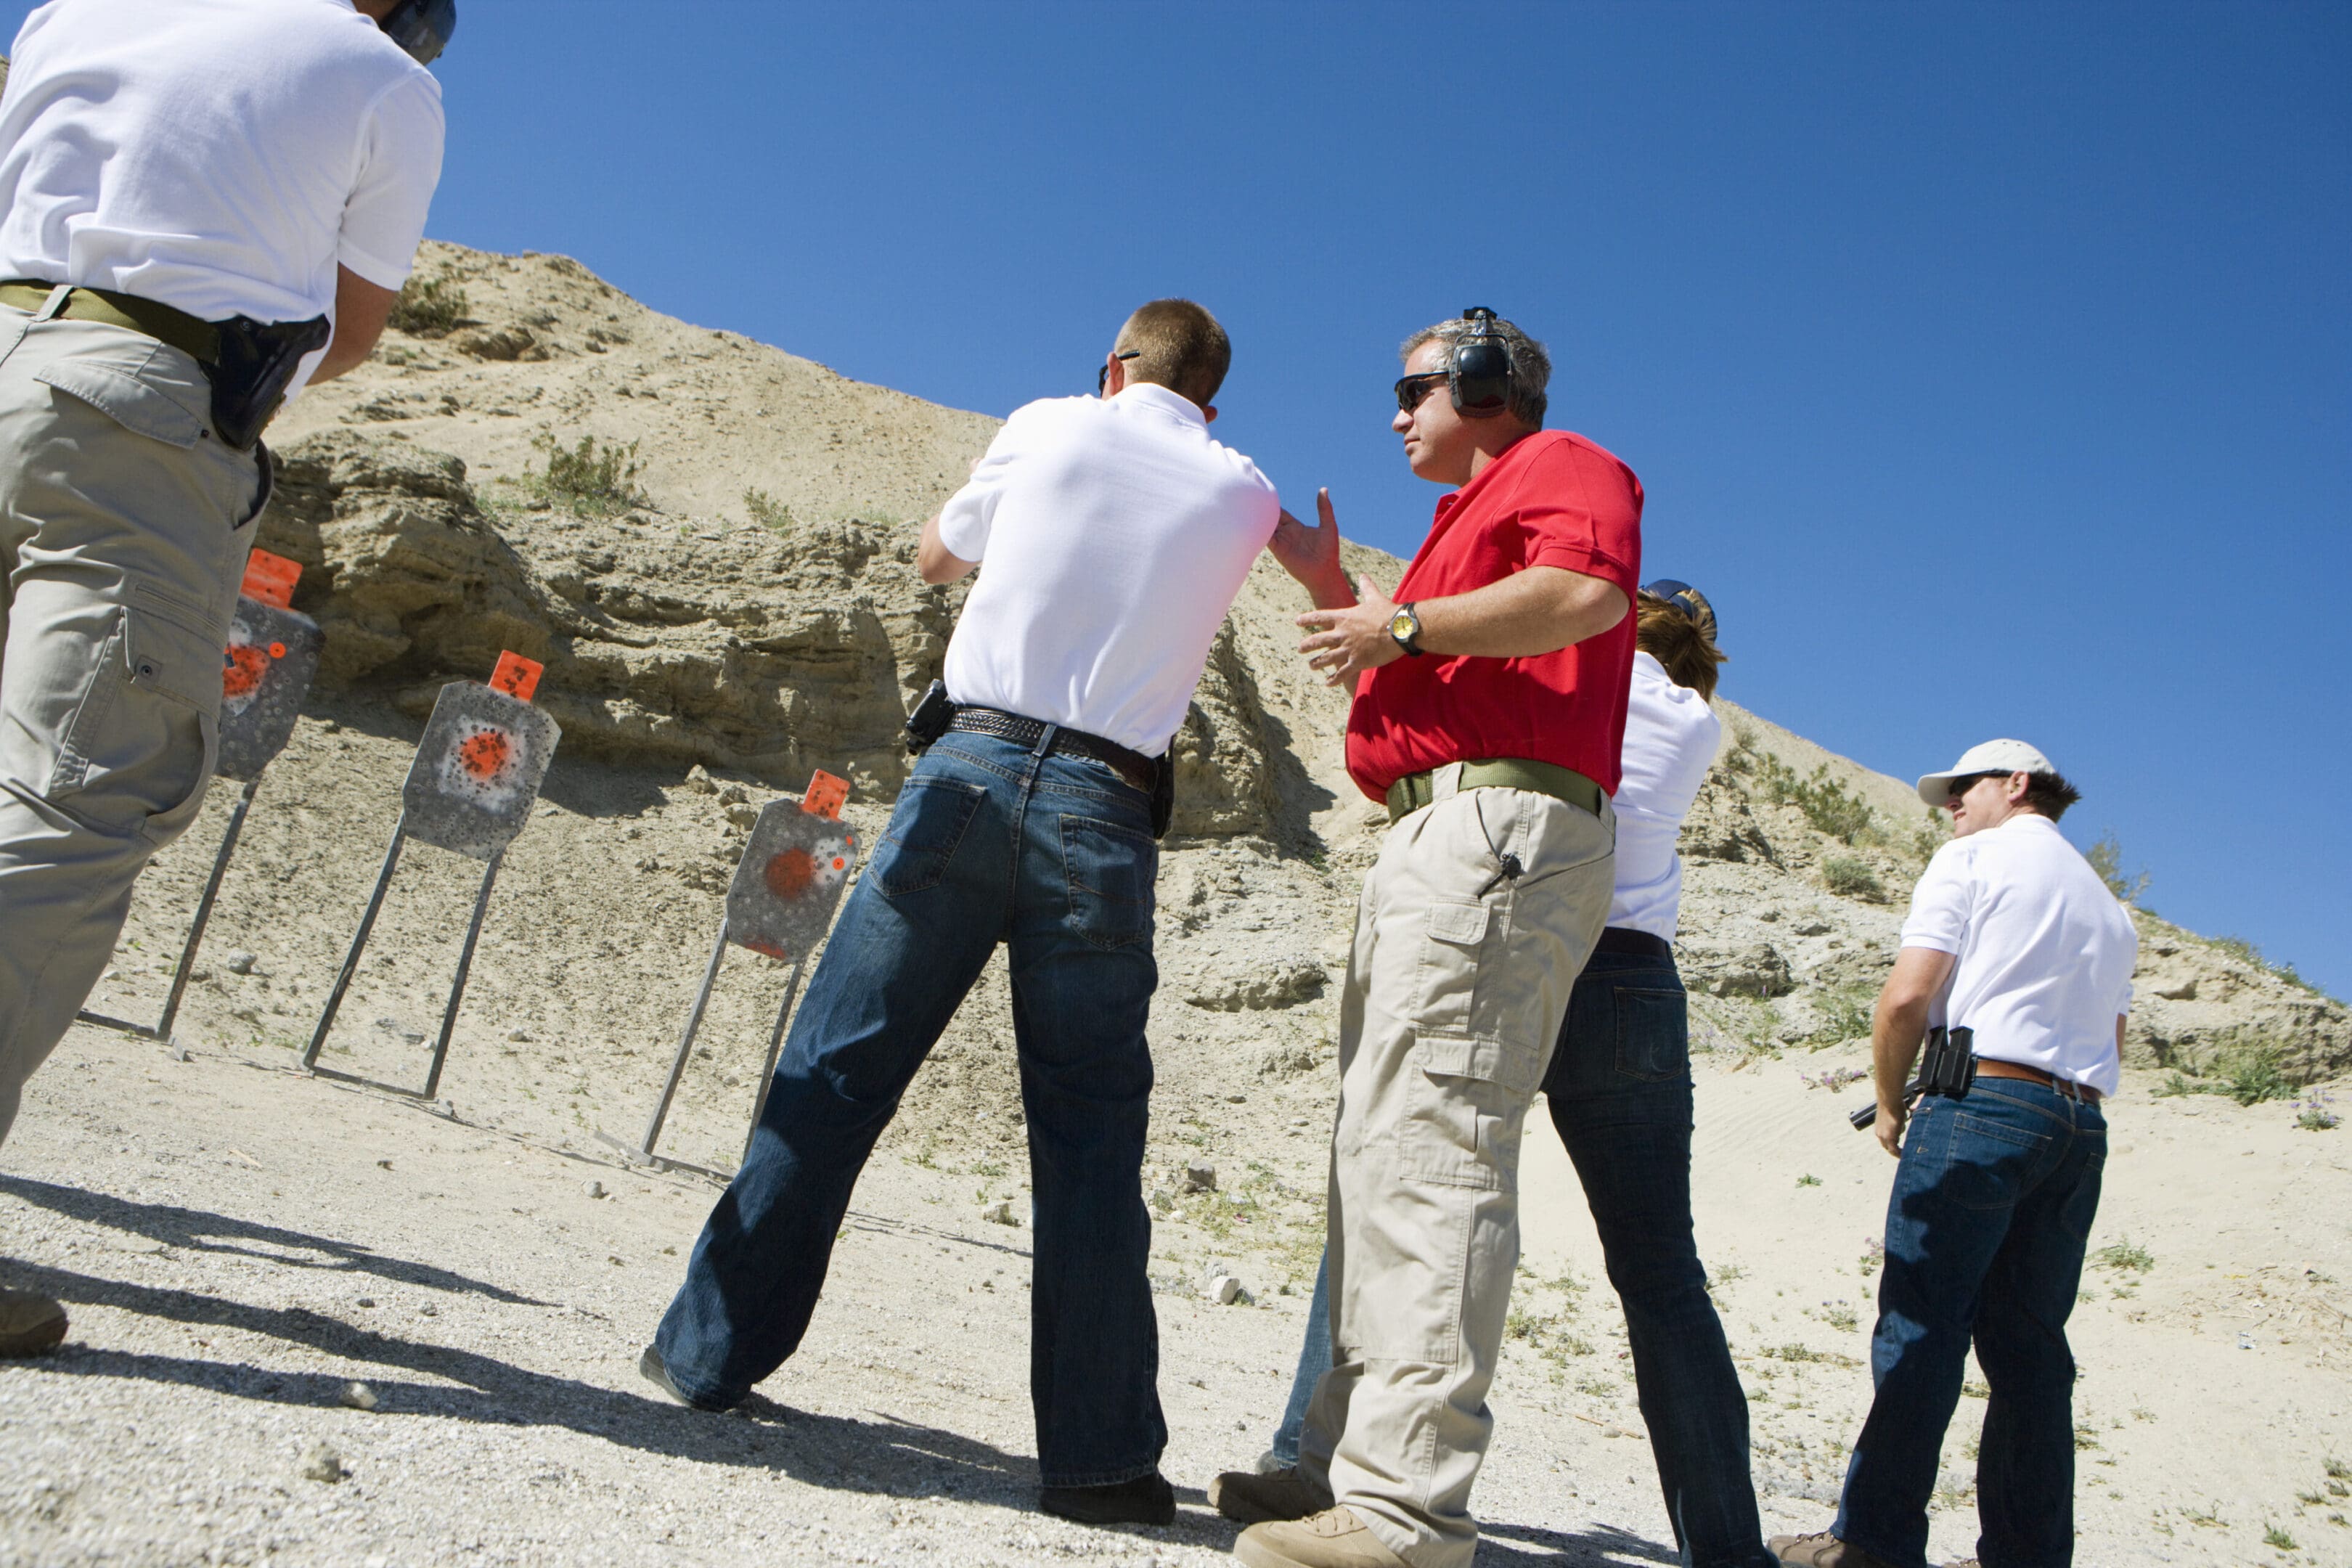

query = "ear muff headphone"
[1449,306,1514,419]
[380,0,458,66]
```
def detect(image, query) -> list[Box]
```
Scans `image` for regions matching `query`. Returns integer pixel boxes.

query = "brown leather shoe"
[1769,1531,1899,1568]
[0,1288,67,1357]
[1235,1506,1410,1568]
[1209,1464,1333,1524]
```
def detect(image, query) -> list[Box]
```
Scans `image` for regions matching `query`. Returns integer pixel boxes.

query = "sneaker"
[0,1288,67,1357]
[637,1344,733,1411]
[1038,1469,1175,1527]
[1209,1464,1333,1524]
[1235,1506,1410,1568]
[1769,1531,1899,1568]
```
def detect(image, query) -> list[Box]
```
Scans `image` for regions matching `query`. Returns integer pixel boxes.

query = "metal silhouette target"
[216,597,323,782]
[400,661,561,861]
[727,790,860,961]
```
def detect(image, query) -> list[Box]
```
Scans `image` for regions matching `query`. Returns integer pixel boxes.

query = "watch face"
[1390,608,1416,640]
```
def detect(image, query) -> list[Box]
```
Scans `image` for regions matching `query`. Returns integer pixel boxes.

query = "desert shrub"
[2156,1036,2295,1106]
[1821,855,1885,902]
[528,433,645,516]
[2091,1238,2155,1273]
[743,488,791,531]
[389,274,467,337]
[2086,831,2151,905]
[1760,756,1879,844]
[1911,810,1948,864]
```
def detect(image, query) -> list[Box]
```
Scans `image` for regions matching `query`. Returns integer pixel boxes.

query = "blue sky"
[17,3,2347,994]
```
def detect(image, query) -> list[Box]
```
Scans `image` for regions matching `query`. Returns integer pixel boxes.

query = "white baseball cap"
[1916,739,2056,807]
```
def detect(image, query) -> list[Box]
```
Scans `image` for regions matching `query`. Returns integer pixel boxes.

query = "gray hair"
[1400,314,1550,427]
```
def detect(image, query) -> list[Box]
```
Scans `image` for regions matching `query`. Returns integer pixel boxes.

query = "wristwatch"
[1388,601,1426,657]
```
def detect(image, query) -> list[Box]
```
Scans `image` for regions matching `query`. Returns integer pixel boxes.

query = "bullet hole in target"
[222,644,269,698]
[457,728,513,780]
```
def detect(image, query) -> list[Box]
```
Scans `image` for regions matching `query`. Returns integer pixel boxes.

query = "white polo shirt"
[937,383,1281,756]
[0,0,444,392]
[1900,812,2137,1096]
[1606,651,1720,941]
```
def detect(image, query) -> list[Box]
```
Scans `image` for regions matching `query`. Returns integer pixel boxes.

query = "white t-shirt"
[0,0,444,394]
[938,383,1280,756]
[1900,812,2137,1096]
[1606,651,1720,941]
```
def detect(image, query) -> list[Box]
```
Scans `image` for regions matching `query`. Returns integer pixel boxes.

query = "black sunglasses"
[1945,771,2008,802]
[1096,351,1140,394]
[1393,369,1450,415]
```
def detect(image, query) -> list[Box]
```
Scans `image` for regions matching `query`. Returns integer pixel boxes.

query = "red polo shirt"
[1344,428,1643,803]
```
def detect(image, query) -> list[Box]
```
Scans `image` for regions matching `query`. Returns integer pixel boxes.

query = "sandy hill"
[1,242,2346,1567]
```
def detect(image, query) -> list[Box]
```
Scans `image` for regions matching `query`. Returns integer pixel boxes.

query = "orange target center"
[222,643,269,698]
[457,729,513,780]
[764,846,817,900]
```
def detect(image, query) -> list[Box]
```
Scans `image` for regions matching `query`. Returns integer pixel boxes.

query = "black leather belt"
[1595,927,1673,961]
[946,706,1159,794]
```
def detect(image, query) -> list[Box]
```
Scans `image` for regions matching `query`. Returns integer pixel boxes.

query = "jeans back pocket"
[874,776,987,897]
[1061,814,1157,950]
[1612,985,1691,1083]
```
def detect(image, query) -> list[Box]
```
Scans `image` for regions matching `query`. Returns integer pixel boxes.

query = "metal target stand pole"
[302,817,409,1076]
[151,776,263,1043]
[633,917,733,1161]
[422,846,505,1102]
[743,954,809,1166]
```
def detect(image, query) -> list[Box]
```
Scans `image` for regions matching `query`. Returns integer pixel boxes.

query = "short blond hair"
[1636,592,1728,701]
[1114,299,1231,408]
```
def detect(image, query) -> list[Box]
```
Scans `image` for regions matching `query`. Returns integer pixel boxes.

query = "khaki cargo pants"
[0,298,270,1143]
[1299,770,1614,1568]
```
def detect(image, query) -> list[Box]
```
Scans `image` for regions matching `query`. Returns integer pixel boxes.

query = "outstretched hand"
[1270,488,1348,603]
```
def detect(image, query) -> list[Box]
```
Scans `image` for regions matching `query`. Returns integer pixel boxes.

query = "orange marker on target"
[240,548,302,609]
[489,651,543,703]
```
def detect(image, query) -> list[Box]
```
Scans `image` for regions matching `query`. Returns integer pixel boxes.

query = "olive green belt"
[0,280,220,365]
[1386,758,1604,824]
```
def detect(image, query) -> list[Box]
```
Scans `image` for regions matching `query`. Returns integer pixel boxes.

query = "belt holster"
[205,314,332,452]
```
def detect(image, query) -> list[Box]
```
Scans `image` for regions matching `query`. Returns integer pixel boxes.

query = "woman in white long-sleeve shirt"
[1234,581,1773,1568]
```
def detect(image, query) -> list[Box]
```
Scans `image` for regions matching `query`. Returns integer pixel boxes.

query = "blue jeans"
[654,730,1168,1488]
[1834,1078,2107,1568]
[1273,945,1771,1568]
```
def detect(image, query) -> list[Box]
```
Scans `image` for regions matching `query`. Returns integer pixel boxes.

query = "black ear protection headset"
[1447,306,1514,418]
[380,0,458,67]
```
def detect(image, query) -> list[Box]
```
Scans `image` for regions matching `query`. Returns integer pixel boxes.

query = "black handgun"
[1850,1026,1975,1130]
[205,314,332,452]
[905,679,954,754]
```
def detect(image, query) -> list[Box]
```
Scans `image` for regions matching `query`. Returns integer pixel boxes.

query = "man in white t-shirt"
[646,301,1290,1530]
[0,0,450,1357]
[1775,740,2136,1568]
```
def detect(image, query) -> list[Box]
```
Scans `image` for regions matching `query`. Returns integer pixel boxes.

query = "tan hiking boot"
[1769,1531,1898,1568]
[1235,1506,1409,1568]
[0,1288,67,1357]
[1209,1464,1332,1524]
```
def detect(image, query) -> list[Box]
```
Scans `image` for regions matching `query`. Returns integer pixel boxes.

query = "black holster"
[1149,751,1175,838]
[1849,1025,1976,1130]
[205,314,331,452]
[905,679,953,753]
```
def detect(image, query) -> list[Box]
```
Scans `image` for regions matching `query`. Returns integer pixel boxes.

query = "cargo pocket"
[36,344,208,449]
[1063,814,1157,950]
[46,600,221,844]
[1414,899,1490,1037]
[873,776,987,897]
[1398,1034,1522,1191]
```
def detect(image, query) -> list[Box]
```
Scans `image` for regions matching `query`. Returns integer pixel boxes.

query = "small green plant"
[1820,1303,1858,1332]
[2295,1092,2340,1131]
[2155,1037,2295,1106]
[2264,1524,2298,1550]
[1796,1173,1822,1188]
[2086,830,2151,905]
[389,273,467,337]
[2207,934,2335,1000]
[1821,855,1885,902]
[1802,987,1876,1049]
[1760,757,1880,844]
[2092,1238,2155,1274]
[743,487,792,531]
[1911,810,1947,863]
[527,432,646,517]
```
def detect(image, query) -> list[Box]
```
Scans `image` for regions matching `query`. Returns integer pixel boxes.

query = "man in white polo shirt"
[1774,740,2136,1568]
[645,301,1287,1529]
[0,0,450,1357]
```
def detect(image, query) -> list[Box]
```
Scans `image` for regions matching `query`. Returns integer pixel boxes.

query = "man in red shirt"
[1230,311,1641,1568]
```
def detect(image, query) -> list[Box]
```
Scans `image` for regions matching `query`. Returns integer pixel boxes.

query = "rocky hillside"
[221,240,2345,1130]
